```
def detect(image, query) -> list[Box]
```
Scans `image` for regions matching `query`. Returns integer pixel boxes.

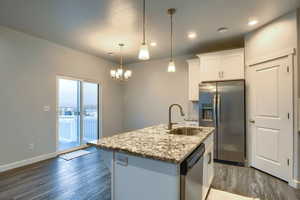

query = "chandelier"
[110,44,132,81]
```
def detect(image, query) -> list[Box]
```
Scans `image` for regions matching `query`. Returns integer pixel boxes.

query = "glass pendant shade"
[110,69,116,78]
[124,70,132,79]
[167,61,176,72]
[117,68,123,76]
[138,43,150,60]
[115,71,121,79]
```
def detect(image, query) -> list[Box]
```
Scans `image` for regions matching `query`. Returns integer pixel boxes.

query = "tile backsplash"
[187,101,199,121]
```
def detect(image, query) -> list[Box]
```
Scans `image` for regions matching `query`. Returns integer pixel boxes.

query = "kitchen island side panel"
[113,152,180,200]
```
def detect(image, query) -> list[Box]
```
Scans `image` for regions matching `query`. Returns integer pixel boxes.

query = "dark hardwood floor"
[212,162,300,200]
[0,148,110,200]
[0,148,299,200]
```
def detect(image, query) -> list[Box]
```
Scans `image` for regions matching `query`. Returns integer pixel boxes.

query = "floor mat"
[60,150,92,161]
[207,189,260,200]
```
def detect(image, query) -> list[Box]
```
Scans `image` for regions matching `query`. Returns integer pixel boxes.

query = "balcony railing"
[59,115,98,143]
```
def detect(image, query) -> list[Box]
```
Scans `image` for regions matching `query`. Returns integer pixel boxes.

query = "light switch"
[44,106,50,112]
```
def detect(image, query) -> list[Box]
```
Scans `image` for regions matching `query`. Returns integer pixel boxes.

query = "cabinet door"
[220,50,244,80]
[199,55,221,82]
[187,59,201,101]
[207,145,214,186]
[202,138,214,200]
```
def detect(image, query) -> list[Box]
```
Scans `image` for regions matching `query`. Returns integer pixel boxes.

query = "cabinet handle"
[218,71,224,79]
[208,152,212,164]
[249,119,255,124]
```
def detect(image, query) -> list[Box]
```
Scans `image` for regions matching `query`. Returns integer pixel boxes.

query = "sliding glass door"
[57,77,100,152]
[82,82,99,144]
[58,79,81,151]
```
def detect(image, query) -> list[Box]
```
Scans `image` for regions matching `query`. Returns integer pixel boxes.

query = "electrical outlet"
[29,143,35,151]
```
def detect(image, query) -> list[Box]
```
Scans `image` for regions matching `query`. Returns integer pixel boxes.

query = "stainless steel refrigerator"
[199,80,245,164]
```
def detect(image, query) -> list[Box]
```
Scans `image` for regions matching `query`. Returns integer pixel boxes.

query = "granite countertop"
[88,123,214,164]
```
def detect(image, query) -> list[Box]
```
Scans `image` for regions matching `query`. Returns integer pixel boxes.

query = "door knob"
[249,119,255,124]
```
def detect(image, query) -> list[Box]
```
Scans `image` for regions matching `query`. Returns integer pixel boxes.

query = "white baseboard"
[0,152,58,173]
[289,179,300,189]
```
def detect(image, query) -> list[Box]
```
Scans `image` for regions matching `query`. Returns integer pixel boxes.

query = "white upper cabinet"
[187,58,201,101]
[188,49,244,101]
[198,48,245,82]
[198,55,220,82]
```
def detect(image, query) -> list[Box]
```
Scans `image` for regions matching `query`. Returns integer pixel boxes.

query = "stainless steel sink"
[168,127,202,136]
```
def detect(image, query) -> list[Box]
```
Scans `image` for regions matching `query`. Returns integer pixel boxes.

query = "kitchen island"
[88,123,214,200]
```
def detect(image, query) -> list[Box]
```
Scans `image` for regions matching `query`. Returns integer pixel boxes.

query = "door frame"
[246,47,296,187]
[55,75,102,154]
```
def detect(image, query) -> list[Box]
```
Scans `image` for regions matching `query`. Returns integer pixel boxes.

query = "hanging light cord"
[120,44,123,70]
[142,0,146,45]
[170,12,173,62]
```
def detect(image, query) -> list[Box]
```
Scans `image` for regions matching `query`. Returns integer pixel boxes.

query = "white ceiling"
[0,0,299,63]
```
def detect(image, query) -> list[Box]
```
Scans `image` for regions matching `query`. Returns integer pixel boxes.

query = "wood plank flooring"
[0,148,110,200]
[212,162,300,200]
[0,148,299,200]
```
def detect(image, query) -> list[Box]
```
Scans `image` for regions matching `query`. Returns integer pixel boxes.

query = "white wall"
[0,26,123,166]
[297,8,300,183]
[245,12,298,62]
[123,55,197,131]
[245,11,300,182]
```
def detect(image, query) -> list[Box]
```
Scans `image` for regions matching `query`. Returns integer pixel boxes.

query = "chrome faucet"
[168,104,185,130]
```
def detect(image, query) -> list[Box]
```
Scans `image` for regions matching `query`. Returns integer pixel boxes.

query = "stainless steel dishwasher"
[180,143,205,200]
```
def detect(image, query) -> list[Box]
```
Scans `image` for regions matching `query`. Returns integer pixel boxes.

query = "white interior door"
[249,57,293,181]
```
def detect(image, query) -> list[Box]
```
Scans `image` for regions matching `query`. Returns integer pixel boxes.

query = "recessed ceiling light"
[217,27,229,33]
[248,18,258,26]
[188,32,197,39]
[150,41,157,47]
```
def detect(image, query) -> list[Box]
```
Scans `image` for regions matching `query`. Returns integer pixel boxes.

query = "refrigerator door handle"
[213,94,217,125]
[217,94,221,124]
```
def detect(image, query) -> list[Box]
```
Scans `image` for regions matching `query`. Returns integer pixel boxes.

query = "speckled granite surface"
[88,124,214,164]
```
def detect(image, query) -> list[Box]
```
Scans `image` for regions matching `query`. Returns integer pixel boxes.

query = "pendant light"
[110,44,132,81]
[167,8,176,72]
[138,0,150,60]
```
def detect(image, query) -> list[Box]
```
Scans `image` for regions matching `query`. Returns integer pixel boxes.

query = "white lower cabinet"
[113,153,180,200]
[202,133,214,200]
[202,145,214,199]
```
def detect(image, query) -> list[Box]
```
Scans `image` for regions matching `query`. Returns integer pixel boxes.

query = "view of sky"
[59,79,98,108]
